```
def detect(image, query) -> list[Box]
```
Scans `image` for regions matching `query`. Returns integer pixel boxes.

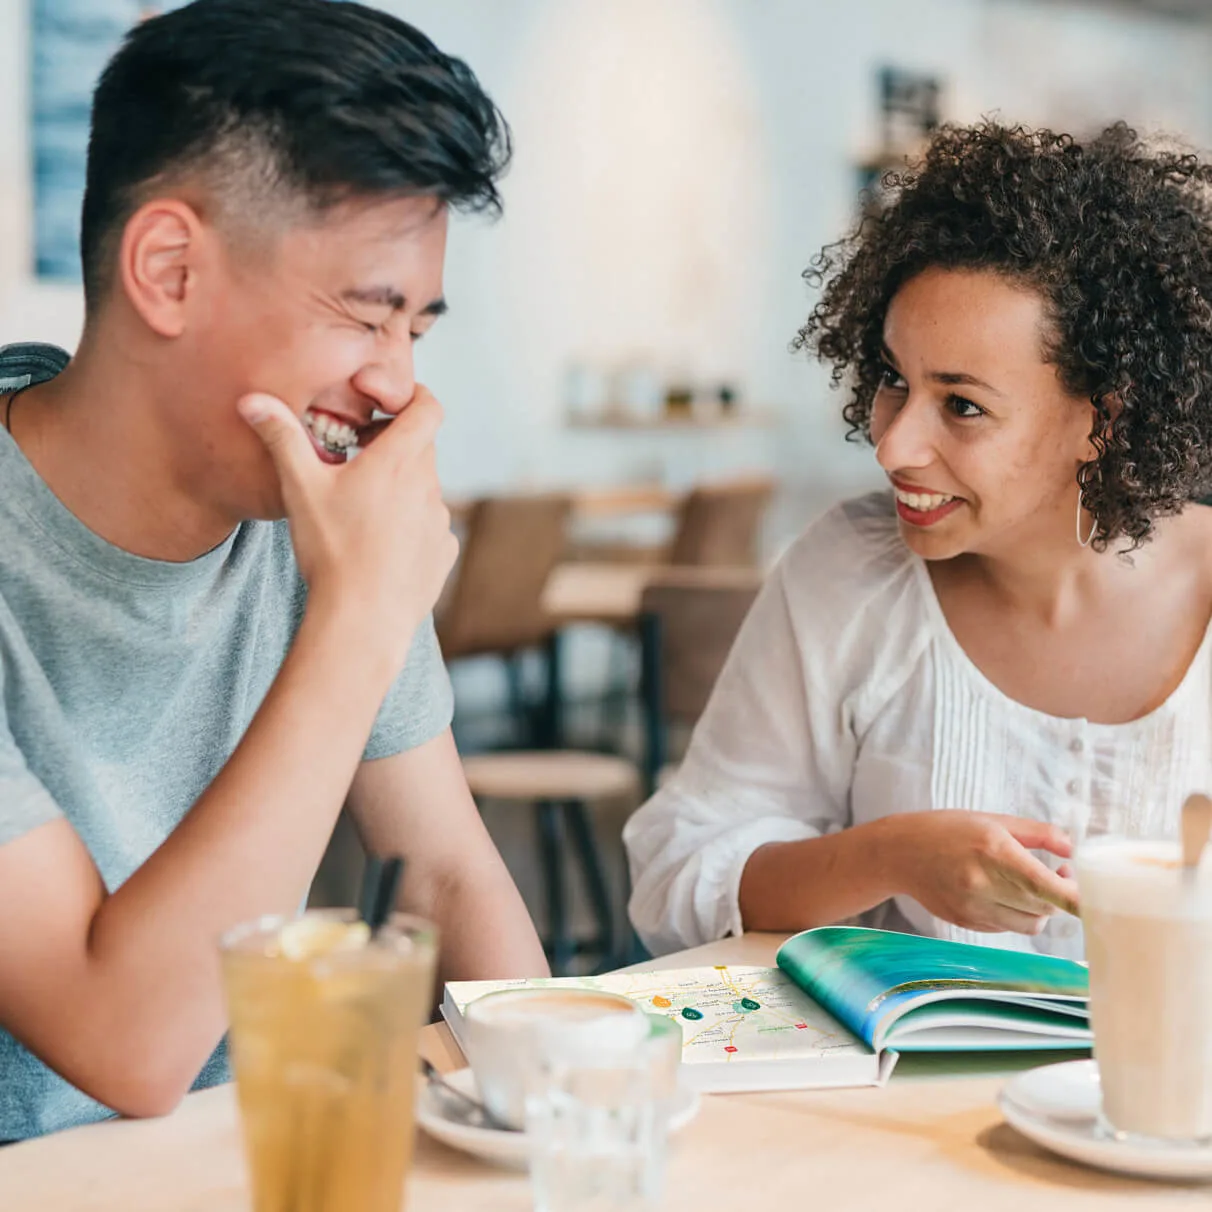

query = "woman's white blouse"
[623,491,1212,959]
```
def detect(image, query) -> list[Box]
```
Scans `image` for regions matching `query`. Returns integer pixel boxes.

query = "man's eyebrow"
[340,287,448,317]
[342,286,407,309]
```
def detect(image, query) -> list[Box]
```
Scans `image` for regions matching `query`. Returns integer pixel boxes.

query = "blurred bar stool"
[462,750,640,973]
[437,493,572,746]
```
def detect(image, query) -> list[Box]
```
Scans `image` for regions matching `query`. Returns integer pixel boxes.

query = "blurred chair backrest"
[668,475,775,567]
[437,493,573,661]
[638,567,764,791]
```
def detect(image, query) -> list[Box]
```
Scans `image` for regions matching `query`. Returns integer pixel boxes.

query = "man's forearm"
[77,602,406,1111]
[406,860,550,989]
[346,733,550,991]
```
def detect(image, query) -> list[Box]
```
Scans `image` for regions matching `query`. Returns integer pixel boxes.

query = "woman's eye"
[879,364,906,389]
[947,394,984,419]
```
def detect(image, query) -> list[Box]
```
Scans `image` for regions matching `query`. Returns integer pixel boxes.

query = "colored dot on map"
[681,1007,704,1021]
[740,998,761,1011]
[651,996,672,1009]
[795,1022,808,1030]
[724,1045,738,1053]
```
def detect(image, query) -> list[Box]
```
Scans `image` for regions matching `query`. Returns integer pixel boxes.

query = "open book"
[442,926,1091,1094]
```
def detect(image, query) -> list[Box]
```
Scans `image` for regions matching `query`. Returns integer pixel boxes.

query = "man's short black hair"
[81,0,511,308]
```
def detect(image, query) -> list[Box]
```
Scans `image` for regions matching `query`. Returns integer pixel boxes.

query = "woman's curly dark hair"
[795,121,1212,549]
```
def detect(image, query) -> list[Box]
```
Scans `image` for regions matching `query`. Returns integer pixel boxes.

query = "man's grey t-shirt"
[0,343,454,1140]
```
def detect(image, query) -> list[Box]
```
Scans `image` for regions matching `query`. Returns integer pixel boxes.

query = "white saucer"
[416,1067,701,1169]
[998,1059,1212,1183]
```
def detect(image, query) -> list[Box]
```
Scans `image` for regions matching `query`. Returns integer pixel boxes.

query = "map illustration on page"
[444,963,892,1093]
[443,927,1091,1094]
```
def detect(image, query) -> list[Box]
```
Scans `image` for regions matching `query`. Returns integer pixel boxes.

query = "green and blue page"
[443,926,1090,1093]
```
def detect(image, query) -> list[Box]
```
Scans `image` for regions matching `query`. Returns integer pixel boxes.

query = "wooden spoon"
[1180,792,1212,872]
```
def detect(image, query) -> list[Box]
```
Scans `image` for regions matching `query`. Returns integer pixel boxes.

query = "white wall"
[391,0,1212,535]
[4,0,1209,540]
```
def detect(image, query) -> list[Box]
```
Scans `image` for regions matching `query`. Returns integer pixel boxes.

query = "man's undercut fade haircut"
[80,0,511,308]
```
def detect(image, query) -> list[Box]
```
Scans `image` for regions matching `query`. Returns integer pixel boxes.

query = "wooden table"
[448,484,683,526]
[541,562,766,627]
[2,934,1205,1211]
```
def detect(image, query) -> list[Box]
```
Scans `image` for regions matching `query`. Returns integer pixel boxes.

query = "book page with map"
[443,965,894,1093]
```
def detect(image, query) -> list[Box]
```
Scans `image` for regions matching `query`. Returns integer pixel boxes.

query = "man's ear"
[117,198,204,338]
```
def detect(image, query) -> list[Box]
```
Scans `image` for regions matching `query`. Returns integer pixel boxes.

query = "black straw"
[358,854,404,933]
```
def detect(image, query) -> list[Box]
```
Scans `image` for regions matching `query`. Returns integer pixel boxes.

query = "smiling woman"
[802,122,1212,553]
[624,121,1212,963]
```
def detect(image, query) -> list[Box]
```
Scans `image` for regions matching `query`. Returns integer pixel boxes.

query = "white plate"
[998,1059,1212,1183]
[416,1067,701,1169]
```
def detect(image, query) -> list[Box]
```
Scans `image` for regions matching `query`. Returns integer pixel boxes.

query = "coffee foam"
[1076,837,1212,918]
[467,989,636,1026]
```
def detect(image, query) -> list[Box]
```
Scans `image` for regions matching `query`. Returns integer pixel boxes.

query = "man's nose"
[354,339,415,415]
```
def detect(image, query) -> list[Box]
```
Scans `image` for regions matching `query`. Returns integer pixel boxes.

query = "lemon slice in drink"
[277,916,371,961]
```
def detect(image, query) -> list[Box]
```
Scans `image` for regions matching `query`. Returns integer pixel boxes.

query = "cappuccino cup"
[1076,835,1212,1142]
[461,988,650,1129]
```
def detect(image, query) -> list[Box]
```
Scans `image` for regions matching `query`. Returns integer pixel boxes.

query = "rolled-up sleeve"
[623,546,857,956]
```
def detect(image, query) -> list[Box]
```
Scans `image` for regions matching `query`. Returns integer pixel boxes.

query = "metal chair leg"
[538,632,566,750]
[535,800,574,973]
[564,799,615,969]
[504,652,531,747]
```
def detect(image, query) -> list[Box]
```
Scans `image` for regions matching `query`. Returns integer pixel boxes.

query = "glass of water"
[525,1012,681,1212]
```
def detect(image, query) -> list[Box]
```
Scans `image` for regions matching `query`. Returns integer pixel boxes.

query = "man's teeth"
[304,412,358,452]
[895,488,956,512]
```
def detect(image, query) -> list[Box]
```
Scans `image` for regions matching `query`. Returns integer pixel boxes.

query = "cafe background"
[2,0,1210,961]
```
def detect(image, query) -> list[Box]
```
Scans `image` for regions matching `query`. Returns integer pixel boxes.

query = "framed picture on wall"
[31,1,185,280]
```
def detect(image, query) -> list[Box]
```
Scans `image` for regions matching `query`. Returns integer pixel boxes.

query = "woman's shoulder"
[776,490,920,605]
[766,490,936,692]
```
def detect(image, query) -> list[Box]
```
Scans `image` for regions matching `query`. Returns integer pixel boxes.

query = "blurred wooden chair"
[462,749,640,974]
[543,474,774,754]
[563,474,775,571]
[668,475,775,567]
[638,568,765,793]
[438,493,572,745]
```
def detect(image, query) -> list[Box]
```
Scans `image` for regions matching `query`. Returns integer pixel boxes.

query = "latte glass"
[1075,834,1212,1144]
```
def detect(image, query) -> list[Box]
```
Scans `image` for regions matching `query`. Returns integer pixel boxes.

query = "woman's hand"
[886,810,1079,934]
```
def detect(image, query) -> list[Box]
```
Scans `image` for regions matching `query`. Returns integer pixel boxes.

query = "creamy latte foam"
[469,990,638,1026]
[1077,837,1212,1141]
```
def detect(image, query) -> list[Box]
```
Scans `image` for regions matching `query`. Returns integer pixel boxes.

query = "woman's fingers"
[985,906,1051,935]
[995,843,1080,915]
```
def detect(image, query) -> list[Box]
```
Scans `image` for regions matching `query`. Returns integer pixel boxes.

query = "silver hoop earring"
[1076,491,1096,548]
